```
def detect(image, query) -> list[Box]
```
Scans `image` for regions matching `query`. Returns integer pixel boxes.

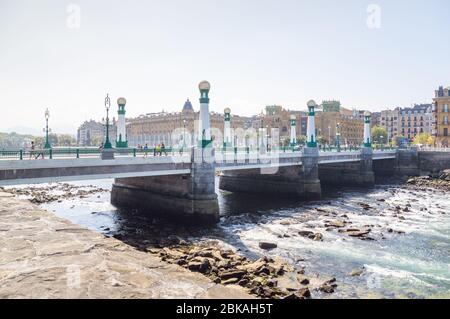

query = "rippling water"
[15,178,450,299]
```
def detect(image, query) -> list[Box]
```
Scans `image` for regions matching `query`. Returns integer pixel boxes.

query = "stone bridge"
[1,81,449,224]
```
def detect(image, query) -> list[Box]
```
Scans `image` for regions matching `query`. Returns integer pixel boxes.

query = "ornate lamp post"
[115,97,128,148]
[183,119,187,148]
[290,115,297,147]
[104,94,112,149]
[198,81,211,148]
[223,108,232,148]
[336,122,341,152]
[306,100,317,148]
[363,111,372,148]
[44,108,52,149]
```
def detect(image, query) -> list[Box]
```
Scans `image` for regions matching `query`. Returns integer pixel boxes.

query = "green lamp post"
[104,94,112,149]
[44,108,52,149]
[336,122,341,152]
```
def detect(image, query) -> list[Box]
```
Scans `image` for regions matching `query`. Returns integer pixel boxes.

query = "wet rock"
[319,284,335,293]
[344,229,371,237]
[313,233,323,241]
[258,242,277,250]
[297,275,310,285]
[187,258,211,274]
[327,220,346,228]
[219,270,246,281]
[298,230,314,238]
[221,278,240,285]
[359,203,372,210]
[349,268,364,277]
[284,287,311,299]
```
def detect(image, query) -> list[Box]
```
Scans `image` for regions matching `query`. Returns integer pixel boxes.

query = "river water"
[15,178,450,299]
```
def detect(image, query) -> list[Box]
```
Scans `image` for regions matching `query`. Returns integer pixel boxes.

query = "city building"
[77,119,116,147]
[377,104,433,143]
[259,105,308,144]
[380,108,399,142]
[315,101,364,146]
[398,104,433,142]
[126,99,252,148]
[433,86,450,147]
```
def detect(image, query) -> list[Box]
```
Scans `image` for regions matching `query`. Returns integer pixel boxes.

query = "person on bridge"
[29,141,35,159]
[155,144,161,156]
[161,142,167,156]
[144,143,149,158]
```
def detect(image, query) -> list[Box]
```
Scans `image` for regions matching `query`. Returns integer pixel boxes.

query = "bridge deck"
[0,150,397,186]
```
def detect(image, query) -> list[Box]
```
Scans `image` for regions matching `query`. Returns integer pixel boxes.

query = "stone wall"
[418,151,450,175]
[111,149,219,225]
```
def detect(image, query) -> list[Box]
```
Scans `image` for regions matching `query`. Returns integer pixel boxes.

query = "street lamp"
[183,119,187,148]
[103,94,112,149]
[336,122,341,152]
[328,125,331,147]
[44,108,52,149]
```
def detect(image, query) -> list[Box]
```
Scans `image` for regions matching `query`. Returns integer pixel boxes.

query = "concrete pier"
[111,148,219,224]
[396,149,420,177]
[219,147,321,200]
[0,193,248,298]
[319,147,375,187]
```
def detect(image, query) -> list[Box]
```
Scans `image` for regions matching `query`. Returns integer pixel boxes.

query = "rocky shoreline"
[0,193,250,299]
[405,169,450,191]
[144,241,339,299]
[1,172,449,299]
[1,183,108,204]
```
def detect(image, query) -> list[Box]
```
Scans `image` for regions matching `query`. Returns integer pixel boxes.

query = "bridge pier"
[111,147,219,224]
[319,147,375,187]
[218,147,321,200]
[395,148,420,177]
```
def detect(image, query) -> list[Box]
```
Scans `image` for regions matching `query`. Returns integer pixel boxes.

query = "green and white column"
[198,81,212,148]
[306,100,317,148]
[290,115,297,146]
[223,107,232,148]
[116,97,128,148]
[363,111,372,148]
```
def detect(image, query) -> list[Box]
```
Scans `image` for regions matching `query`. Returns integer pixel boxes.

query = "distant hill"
[0,132,77,149]
[5,126,42,136]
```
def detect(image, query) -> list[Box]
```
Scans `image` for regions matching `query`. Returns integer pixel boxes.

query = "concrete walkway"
[0,192,250,299]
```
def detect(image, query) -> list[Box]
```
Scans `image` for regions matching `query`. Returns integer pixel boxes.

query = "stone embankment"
[146,242,338,299]
[406,169,450,191]
[2,183,108,204]
[0,193,250,299]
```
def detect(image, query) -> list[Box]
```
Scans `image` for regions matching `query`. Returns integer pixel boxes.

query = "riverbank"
[0,192,250,299]
[1,172,449,299]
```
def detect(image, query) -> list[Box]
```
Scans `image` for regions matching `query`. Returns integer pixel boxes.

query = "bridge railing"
[0,145,400,161]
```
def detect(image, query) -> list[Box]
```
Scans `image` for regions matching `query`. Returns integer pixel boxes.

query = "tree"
[317,136,327,145]
[371,126,388,144]
[296,135,306,145]
[413,132,434,146]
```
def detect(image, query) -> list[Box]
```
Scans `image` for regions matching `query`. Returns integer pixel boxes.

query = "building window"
[444,128,449,137]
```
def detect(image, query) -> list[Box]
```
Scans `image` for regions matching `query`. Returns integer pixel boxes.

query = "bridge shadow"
[106,189,312,259]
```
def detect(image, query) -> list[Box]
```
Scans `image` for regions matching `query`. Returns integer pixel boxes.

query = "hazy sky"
[0,0,449,135]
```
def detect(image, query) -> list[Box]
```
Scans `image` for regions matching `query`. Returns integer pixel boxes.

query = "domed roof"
[182,99,193,112]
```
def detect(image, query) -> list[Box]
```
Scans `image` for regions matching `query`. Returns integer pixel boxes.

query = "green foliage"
[413,133,434,146]
[371,126,388,144]
[0,132,76,149]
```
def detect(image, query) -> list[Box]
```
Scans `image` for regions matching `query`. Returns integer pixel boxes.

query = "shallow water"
[11,178,450,299]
